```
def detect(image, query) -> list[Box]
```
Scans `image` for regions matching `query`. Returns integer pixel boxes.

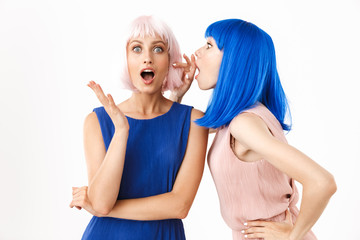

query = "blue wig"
[195,19,291,131]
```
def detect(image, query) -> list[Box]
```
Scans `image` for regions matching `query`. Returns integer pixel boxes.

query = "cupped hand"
[69,186,103,217]
[243,209,294,240]
[88,81,129,131]
[171,54,197,100]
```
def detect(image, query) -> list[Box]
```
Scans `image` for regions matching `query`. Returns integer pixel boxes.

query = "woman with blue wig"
[172,19,336,240]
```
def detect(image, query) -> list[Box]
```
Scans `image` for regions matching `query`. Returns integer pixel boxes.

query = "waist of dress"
[94,216,183,223]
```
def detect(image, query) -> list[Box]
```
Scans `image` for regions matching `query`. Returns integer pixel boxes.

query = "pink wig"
[120,15,183,92]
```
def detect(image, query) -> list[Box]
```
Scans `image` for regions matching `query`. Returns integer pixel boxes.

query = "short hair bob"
[195,19,291,131]
[120,15,183,92]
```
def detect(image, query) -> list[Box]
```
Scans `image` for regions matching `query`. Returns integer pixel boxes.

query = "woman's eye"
[206,42,212,49]
[153,47,163,53]
[133,46,141,52]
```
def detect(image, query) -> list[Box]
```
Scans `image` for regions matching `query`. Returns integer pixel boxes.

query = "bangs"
[127,16,170,50]
[120,15,183,92]
[197,19,291,130]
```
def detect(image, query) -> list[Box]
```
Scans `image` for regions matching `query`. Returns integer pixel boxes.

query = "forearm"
[104,191,188,220]
[88,129,128,214]
[290,178,336,240]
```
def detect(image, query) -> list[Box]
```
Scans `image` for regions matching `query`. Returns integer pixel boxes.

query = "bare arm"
[230,113,336,240]
[103,109,208,220]
[84,81,129,216]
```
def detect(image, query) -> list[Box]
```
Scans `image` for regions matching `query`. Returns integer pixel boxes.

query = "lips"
[140,68,155,84]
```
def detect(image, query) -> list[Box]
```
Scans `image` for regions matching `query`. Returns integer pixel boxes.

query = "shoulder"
[229,112,271,143]
[84,111,101,132]
[190,108,204,121]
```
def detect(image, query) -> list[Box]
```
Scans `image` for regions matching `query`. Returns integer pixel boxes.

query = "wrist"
[113,128,129,137]
[169,92,183,103]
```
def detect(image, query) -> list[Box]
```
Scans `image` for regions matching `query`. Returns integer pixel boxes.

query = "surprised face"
[127,34,169,94]
[194,37,223,90]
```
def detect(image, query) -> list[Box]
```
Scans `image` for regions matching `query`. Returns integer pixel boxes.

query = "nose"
[144,58,152,64]
[143,51,153,64]
[195,48,201,58]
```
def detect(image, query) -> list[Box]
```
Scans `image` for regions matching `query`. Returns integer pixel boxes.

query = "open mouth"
[140,69,155,84]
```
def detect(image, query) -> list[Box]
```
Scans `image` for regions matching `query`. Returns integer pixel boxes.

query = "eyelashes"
[131,46,164,53]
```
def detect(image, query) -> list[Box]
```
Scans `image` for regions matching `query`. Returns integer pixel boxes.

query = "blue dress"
[82,102,192,240]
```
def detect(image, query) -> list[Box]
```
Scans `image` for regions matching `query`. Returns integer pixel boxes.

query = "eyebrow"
[129,40,166,45]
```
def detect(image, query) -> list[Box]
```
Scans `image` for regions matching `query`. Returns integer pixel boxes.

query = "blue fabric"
[82,102,193,240]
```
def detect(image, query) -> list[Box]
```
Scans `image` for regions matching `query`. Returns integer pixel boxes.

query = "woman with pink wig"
[69,16,207,240]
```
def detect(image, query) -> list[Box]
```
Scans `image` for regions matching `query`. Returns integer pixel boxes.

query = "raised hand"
[243,209,294,240]
[88,81,129,131]
[170,54,197,102]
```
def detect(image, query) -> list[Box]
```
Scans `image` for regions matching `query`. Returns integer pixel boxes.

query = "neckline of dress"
[125,102,176,121]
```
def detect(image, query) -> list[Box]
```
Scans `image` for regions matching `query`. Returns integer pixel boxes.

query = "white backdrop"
[1,0,359,239]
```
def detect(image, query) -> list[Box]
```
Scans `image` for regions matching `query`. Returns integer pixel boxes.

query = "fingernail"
[172,63,176,66]
[244,222,248,226]
[244,235,248,238]
[241,230,245,234]
[186,74,189,79]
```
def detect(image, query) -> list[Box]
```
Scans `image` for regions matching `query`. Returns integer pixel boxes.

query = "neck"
[128,92,169,115]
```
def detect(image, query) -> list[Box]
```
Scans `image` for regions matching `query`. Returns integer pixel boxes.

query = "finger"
[89,82,109,107]
[72,187,84,196]
[183,54,191,66]
[70,197,85,208]
[172,62,188,68]
[72,190,85,199]
[245,220,269,227]
[244,227,265,234]
[244,232,265,239]
[285,209,293,223]
[190,54,197,73]
[87,81,97,90]
[94,84,109,106]
[241,227,266,234]
[185,55,197,80]
[69,200,78,208]
[107,94,116,107]
[72,187,81,195]
[70,200,82,210]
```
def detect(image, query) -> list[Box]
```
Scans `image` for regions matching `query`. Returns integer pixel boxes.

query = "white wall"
[0,0,359,239]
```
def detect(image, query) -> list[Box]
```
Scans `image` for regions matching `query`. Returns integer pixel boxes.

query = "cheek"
[157,56,170,76]
[127,56,136,75]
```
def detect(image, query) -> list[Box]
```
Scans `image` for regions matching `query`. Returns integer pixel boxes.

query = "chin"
[135,85,162,95]
[197,81,212,90]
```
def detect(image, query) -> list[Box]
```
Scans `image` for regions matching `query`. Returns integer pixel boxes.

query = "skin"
[70,34,208,220]
[172,37,337,240]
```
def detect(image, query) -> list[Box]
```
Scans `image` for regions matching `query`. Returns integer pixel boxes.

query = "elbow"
[315,172,337,198]
[176,200,192,219]
[325,173,337,196]
[92,202,113,216]
[177,208,190,220]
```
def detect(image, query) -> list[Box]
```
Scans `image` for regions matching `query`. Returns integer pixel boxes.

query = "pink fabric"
[208,103,317,240]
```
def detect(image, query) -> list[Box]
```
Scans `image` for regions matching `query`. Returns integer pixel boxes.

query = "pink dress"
[207,103,317,240]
